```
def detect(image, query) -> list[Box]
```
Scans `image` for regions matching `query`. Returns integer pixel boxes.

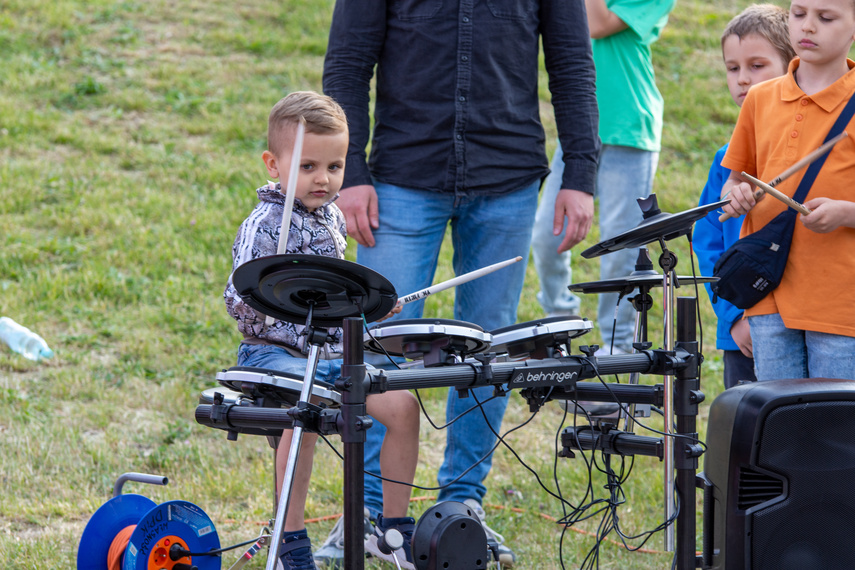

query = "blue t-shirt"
[693,144,747,351]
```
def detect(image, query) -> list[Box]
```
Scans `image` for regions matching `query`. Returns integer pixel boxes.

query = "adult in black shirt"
[321,1,599,566]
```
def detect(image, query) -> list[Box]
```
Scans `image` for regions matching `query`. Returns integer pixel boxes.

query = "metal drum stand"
[559,193,723,564]
[228,254,397,570]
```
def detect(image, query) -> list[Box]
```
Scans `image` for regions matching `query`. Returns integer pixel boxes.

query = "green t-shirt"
[594,0,675,151]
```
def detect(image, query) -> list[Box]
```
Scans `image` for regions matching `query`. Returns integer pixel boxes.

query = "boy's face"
[789,0,855,69]
[262,129,349,212]
[722,34,790,107]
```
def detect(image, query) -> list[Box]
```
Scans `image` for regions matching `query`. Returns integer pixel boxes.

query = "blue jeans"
[748,313,855,381]
[237,343,343,382]
[359,181,539,509]
[531,143,659,350]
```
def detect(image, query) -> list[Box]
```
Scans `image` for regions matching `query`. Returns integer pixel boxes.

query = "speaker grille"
[751,400,855,570]
[736,467,784,510]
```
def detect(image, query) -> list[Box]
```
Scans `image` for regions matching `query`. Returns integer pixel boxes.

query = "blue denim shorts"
[748,313,855,381]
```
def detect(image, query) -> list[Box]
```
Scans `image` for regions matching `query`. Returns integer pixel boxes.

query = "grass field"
[0,0,795,568]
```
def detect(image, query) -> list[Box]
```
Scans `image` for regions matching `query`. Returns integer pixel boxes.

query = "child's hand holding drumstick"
[718,132,847,221]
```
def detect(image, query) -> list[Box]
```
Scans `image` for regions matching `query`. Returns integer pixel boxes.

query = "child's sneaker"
[364,515,415,570]
[278,529,317,570]
[463,499,517,568]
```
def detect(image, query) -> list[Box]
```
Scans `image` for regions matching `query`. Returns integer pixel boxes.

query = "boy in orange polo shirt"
[720,0,855,380]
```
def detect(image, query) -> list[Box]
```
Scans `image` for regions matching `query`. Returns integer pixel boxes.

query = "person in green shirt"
[531,0,675,356]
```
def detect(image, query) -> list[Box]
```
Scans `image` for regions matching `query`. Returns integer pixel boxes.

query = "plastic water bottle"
[0,317,54,361]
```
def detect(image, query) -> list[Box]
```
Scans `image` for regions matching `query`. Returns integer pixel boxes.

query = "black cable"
[317,401,529,493]
[360,314,692,566]
[582,355,708,453]
[171,535,260,557]
[470,389,582,511]
[685,232,706,386]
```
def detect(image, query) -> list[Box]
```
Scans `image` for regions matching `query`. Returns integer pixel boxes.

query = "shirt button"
[456,134,463,140]
[461,55,469,62]
[795,114,803,121]
[791,131,799,138]
[462,16,470,23]
[458,96,466,102]
[801,99,809,106]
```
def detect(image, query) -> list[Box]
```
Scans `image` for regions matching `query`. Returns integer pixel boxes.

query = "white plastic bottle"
[0,317,54,361]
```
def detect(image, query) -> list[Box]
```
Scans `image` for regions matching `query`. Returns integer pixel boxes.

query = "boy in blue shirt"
[693,4,795,388]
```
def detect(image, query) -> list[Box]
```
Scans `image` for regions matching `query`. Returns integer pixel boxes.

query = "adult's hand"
[337,184,379,246]
[555,189,594,253]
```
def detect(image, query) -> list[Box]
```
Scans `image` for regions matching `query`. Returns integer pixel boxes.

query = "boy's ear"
[262,150,280,179]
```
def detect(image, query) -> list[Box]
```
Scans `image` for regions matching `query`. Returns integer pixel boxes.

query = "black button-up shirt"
[323,0,600,196]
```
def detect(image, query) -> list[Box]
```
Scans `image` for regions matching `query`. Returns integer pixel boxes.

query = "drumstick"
[718,132,847,222]
[277,117,306,254]
[396,256,523,307]
[265,117,306,325]
[739,172,812,215]
[768,131,847,186]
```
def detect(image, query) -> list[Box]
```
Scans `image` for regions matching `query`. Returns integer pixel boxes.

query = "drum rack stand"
[335,298,704,570]
[197,307,706,570]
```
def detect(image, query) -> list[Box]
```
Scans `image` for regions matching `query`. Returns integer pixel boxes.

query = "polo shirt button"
[795,114,803,121]
[462,16,470,23]
[456,134,463,140]
[461,55,469,62]
[458,96,466,102]
[791,131,799,138]
[801,99,809,106]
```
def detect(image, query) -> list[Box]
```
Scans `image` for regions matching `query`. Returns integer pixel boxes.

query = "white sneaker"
[594,345,629,356]
[463,499,517,568]
[313,508,373,569]
[364,515,415,570]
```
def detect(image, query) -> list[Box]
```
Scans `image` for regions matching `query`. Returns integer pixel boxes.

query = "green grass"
[0,0,791,568]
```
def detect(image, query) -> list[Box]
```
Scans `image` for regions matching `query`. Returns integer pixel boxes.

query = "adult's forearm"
[541,0,600,194]
[322,0,387,187]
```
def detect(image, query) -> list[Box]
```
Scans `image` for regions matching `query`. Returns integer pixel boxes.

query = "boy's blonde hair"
[722,4,796,70]
[268,91,348,156]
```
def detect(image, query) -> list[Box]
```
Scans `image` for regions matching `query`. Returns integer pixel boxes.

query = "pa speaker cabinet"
[701,378,855,570]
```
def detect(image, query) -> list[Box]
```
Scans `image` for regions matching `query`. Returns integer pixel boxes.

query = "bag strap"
[792,91,855,204]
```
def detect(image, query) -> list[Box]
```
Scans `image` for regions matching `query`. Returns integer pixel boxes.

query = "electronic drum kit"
[79,195,727,570]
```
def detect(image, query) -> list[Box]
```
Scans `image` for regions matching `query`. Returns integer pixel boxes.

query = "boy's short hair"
[268,91,348,156]
[721,4,796,70]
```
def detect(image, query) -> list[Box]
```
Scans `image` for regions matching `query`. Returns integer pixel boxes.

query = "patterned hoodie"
[224,183,347,356]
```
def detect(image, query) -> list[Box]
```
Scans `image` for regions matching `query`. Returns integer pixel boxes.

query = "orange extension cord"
[106,525,136,570]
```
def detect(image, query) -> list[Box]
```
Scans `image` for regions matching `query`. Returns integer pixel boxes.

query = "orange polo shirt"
[722,57,855,338]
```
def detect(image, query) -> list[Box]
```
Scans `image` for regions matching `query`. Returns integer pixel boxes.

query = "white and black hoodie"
[224,183,347,357]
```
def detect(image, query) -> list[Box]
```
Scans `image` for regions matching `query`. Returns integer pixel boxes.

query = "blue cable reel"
[78,474,221,570]
[78,494,157,569]
[122,500,221,570]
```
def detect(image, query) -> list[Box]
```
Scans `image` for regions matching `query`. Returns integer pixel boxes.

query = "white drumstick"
[277,117,306,254]
[397,256,524,307]
[266,117,306,325]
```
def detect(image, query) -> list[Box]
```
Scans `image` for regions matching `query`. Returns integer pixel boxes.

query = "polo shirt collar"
[782,57,855,112]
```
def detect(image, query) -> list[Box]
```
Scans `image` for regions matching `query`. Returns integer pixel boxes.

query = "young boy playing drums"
[224,91,420,569]
[719,0,855,381]
[693,4,796,388]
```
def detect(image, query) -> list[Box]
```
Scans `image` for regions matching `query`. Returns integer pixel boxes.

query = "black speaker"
[700,378,855,570]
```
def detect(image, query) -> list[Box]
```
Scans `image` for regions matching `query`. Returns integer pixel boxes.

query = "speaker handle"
[697,472,714,569]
